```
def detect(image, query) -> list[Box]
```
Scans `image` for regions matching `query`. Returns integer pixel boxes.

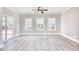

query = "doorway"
[2,16,14,41]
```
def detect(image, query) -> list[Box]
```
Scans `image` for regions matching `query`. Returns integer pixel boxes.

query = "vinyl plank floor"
[3,35,79,51]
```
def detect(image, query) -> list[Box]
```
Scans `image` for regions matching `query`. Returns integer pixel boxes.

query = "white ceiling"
[9,7,71,15]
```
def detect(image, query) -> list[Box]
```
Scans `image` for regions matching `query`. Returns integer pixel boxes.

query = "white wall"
[61,7,79,40]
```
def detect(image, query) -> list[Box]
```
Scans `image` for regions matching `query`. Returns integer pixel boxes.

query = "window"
[24,17,56,32]
[24,18,33,31]
[48,17,56,31]
[36,18,44,31]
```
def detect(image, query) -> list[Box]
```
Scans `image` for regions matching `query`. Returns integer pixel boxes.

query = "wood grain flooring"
[3,35,79,51]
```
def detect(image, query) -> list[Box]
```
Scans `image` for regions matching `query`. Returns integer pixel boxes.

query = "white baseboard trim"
[14,34,21,38]
[60,33,79,43]
[21,33,60,35]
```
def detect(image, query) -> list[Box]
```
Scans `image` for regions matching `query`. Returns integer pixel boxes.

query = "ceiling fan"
[32,7,48,14]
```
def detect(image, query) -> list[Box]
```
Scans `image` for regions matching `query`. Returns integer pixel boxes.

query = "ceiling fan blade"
[32,10,37,11]
[35,11,38,14]
[42,9,48,11]
[41,11,44,14]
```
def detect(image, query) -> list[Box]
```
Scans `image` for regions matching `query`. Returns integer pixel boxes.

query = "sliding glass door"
[2,16,6,41]
[2,16,14,41]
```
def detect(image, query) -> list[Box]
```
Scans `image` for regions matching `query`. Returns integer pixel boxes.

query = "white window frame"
[36,18,45,31]
[47,17,56,31]
[24,18,33,31]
